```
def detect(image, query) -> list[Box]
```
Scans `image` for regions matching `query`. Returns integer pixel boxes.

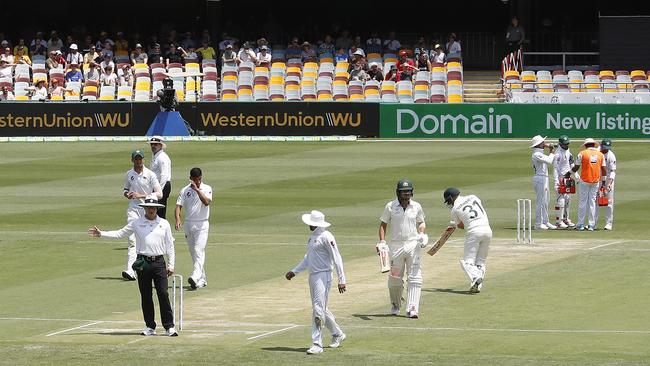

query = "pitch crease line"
[45,321,103,337]
[588,240,628,250]
[247,325,299,340]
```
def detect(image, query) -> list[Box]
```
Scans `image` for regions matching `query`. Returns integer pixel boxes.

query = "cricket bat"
[376,242,390,273]
[427,225,456,256]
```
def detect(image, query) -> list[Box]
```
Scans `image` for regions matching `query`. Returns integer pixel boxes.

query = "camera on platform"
[156,77,178,112]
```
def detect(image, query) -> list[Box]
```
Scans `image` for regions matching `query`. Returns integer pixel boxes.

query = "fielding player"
[175,167,212,289]
[285,210,347,355]
[595,138,617,230]
[147,136,172,219]
[552,135,576,228]
[121,150,162,281]
[377,179,427,319]
[565,138,606,231]
[530,135,557,230]
[88,195,178,337]
[443,187,492,293]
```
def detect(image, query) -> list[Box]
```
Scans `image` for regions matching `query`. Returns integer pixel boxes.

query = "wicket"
[517,198,532,243]
[171,274,184,330]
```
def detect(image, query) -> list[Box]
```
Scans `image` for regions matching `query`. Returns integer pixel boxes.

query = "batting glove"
[417,233,429,248]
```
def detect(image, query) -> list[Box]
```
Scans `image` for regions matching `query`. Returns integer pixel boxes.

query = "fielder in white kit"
[122,150,162,281]
[377,179,427,319]
[443,187,492,293]
[553,135,576,229]
[175,167,212,289]
[595,138,617,230]
[285,210,347,355]
[530,135,557,230]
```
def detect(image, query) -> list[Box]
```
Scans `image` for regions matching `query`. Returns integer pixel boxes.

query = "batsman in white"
[122,150,162,281]
[377,179,427,319]
[553,135,576,229]
[595,139,617,230]
[443,188,492,293]
[175,167,212,289]
[285,210,347,355]
[530,135,557,230]
[147,136,172,219]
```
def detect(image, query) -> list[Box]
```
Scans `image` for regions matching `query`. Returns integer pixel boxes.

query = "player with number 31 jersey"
[444,187,492,293]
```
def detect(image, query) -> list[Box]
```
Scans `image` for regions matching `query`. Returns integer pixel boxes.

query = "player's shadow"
[424,288,474,295]
[112,247,128,251]
[351,313,401,321]
[261,346,309,353]
[94,276,126,281]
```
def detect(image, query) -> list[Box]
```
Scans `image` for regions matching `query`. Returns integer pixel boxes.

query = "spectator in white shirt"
[66,44,84,65]
[100,54,115,74]
[47,31,64,52]
[446,33,462,59]
[237,42,257,65]
[383,31,401,53]
[120,64,134,87]
[0,86,15,100]
[256,45,271,67]
[2,47,14,64]
[100,65,118,86]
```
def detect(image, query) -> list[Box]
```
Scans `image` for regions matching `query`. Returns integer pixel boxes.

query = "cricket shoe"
[587,225,595,231]
[564,219,576,228]
[575,225,585,231]
[390,304,400,316]
[556,221,568,229]
[329,333,346,348]
[545,222,557,230]
[604,224,613,231]
[122,271,136,281]
[534,223,549,230]
[188,277,197,290]
[306,344,324,355]
[140,327,156,336]
[407,308,419,319]
[165,327,178,337]
[469,278,483,294]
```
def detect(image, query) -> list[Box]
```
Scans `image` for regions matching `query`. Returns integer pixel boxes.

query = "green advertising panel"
[380,103,650,138]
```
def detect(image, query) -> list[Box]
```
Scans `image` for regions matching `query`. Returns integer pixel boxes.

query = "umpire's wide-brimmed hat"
[301,210,331,228]
[146,135,167,149]
[581,137,599,148]
[138,195,165,208]
[529,135,546,148]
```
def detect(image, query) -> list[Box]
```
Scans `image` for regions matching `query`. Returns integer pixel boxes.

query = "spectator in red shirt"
[384,64,401,82]
[396,50,415,81]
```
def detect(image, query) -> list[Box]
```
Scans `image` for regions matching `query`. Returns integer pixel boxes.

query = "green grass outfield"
[0,140,648,366]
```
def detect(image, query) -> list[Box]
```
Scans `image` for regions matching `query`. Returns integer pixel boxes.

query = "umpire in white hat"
[147,136,172,219]
[89,195,178,337]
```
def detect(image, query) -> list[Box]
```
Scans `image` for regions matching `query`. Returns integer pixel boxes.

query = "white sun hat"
[529,135,547,148]
[138,194,165,208]
[146,135,167,149]
[581,137,599,147]
[301,210,331,228]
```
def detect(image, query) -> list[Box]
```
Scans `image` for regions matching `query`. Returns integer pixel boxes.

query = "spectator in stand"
[34,80,48,100]
[0,85,15,100]
[348,44,363,61]
[431,44,446,64]
[166,30,180,52]
[397,50,416,80]
[65,62,84,83]
[349,49,367,70]
[84,61,100,82]
[13,39,27,56]
[131,44,148,65]
[146,35,160,53]
[237,42,257,65]
[120,64,134,87]
[30,33,47,57]
[165,44,184,66]
[221,43,238,67]
[446,33,462,59]
[200,29,211,45]
[63,35,76,54]
[256,45,271,67]
[49,78,65,99]
[416,52,431,72]
[100,64,118,86]
[0,58,12,78]
[413,37,428,59]
[100,54,115,74]
[218,32,238,53]
[383,31,401,53]
[334,48,348,63]
[285,37,302,59]
[84,45,101,66]
[367,62,384,81]
[148,43,164,65]
[335,30,353,52]
[2,47,14,64]
[81,35,95,54]
[95,31,115,51]
[114,32,129,56]
[181,32,196,50]
[46,51,63,70]
[384,64,401,82]
[100,41,114,60]
[66,44,84,65]
[301,42,317,63]
[366,32,382,55]
[14,46,31,65]
[179,46,198,62]
[47,31,64,53]
[196,40,216,62]
[255,38,271,54]
[348,62,368,82]
[0,40,9,50]
[318,35,336,56]
[506,16,525,54]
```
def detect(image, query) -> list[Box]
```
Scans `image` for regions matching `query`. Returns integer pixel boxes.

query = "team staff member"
[88,195,178,337]
[553,135,576,229]
[530,135,557,230]
[175,167,212,290]
[565,138,606,231]
[285,210,347,355]
[595,139,617,230]
[147,136,172,219]
[378,179,427,319]
[444,187,492,293]
[122,150,162,281]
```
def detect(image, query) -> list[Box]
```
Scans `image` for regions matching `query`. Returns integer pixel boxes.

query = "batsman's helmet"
[601,138,612,149]
[558,135,570,146]
[443,187,460,205]
[396,179,414,198]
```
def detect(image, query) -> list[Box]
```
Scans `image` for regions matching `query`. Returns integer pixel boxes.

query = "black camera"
[157,77,178,112]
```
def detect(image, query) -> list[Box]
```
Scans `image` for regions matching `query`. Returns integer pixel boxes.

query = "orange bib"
[580,149,604,183]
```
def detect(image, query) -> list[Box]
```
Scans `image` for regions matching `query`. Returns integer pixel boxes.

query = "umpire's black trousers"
[136,255,174,330]
[157,182,172,219]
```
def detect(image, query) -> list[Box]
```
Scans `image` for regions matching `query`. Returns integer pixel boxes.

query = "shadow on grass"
[94,276,126,281]
[96,332,140,336]
[351,313,400,321]
[261,346,309,353]
[423,288,474,295]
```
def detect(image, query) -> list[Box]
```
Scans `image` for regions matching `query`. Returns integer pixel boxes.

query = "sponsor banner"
[380,104,650,138]
[194,102,379,136]
[0,103,146,136]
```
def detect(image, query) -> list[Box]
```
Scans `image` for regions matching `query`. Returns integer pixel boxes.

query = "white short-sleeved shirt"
[531,148,555,177]
[450,194,490,232]
[124,167,161,209]
[380,199,425,244]
[176,183,212,221]
[151,150,172,187]
[603,150,617,178]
